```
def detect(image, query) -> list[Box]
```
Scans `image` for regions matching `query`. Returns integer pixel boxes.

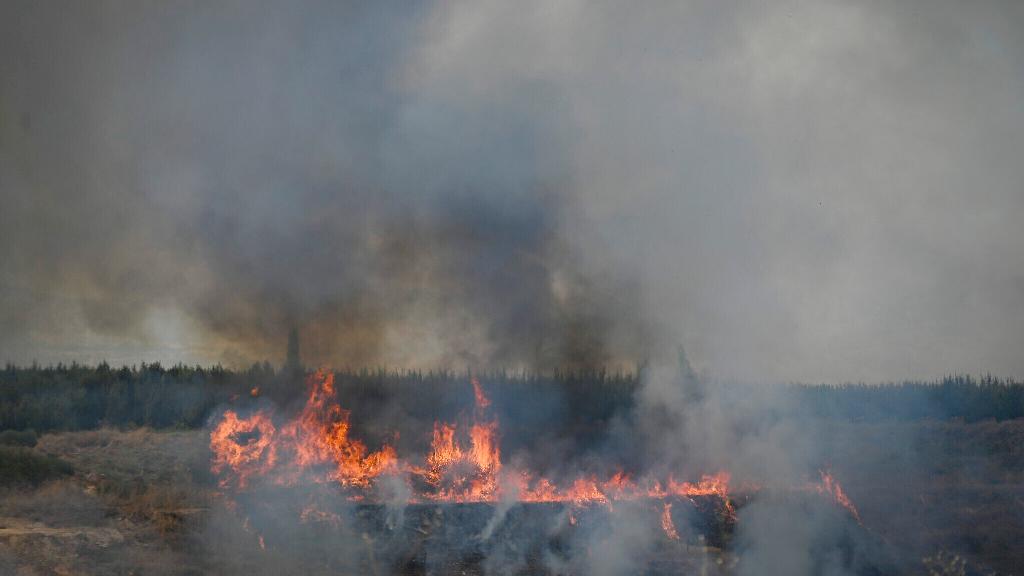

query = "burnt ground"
[0,420,1019,575]
[820,419,1024,575]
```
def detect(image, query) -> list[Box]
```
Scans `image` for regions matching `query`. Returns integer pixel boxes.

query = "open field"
[5,1,1023,573]
[0,419,1019,575]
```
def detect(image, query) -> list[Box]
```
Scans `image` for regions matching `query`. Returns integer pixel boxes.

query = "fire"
[300,504,342,527]
[812,469,861,522]
[513,470,735,512]
[414,378,501,502]
[241,516,266,551]
[209,409,277,489]
[208,371,861,528]
[517,474,557,502]
[277,371,396,487]
[210,371,395,490]
[208,372,737,504]
[472,377,491,410]
[665,471,731,498]
[661,502,680,540]
[424,423,461,480]
[469,421,500,473]
[566,477,609,506]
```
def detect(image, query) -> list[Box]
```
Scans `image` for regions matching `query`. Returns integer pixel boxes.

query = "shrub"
[0,429,38,447]
[0,478,106,526]
[0,446,73,486]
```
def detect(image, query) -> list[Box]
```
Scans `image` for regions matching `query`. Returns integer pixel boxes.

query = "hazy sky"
[2,0,1023,383]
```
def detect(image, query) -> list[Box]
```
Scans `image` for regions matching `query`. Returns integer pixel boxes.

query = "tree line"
[1,362,1022,433]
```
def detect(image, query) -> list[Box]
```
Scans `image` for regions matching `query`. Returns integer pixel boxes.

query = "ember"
[660,502,680,540]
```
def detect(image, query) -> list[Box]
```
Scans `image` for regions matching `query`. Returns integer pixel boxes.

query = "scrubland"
[0,419,1018,575]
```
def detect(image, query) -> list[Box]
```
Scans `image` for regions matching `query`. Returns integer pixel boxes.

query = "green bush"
[0,446,73,486]
[0,429,37,447]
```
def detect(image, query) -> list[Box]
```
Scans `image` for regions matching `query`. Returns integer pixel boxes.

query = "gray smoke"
[0,1,654,371]
[4,1,1024,381]
[3,4,1020,571]
[2,4,1019,575]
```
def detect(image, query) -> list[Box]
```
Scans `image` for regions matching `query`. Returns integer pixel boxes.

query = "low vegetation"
[0,445,72,486]
[0,364,1022,573]
[0,428,37,447]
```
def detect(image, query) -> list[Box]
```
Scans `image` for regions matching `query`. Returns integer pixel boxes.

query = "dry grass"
[0,479,107,527]
[2,423,1022,575]
[37,428,210,485]
[0,429,212,575]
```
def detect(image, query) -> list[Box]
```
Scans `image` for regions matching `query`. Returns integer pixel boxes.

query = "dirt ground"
[0,421,1019,575]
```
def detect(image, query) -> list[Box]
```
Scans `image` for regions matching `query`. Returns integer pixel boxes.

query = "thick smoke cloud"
[0,1,652,371]
[3,0,1024,382]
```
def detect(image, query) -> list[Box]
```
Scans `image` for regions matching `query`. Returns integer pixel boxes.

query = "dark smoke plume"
[0,1,654,371]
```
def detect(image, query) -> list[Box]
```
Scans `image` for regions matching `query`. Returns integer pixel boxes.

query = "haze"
[2,1,1023,383]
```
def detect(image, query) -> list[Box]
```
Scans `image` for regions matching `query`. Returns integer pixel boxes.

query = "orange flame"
[209,409,277,489]
[277,371,396,487]
[812,469,861,522]
[661,502,680,540]
[413,379,501,502]
[208,373,860,528]
[426,423,461,473]
[210,371,395,490]
[472,377,491,410]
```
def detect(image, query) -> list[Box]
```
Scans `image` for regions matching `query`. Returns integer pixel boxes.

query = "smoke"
[604,350,900,576]
[380,474,411,531]
[4,0,1024,381]
[0,0,655,372]
[734,491,897,576]
[2,1,1021,571]
[576,502,659,576]
[195,360,898,575]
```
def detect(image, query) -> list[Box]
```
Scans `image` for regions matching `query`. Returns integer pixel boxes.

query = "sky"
[1,0,1023,383]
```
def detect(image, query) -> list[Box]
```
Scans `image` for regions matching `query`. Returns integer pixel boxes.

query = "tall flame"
[277,370,396,487]
[415,377,501,501]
